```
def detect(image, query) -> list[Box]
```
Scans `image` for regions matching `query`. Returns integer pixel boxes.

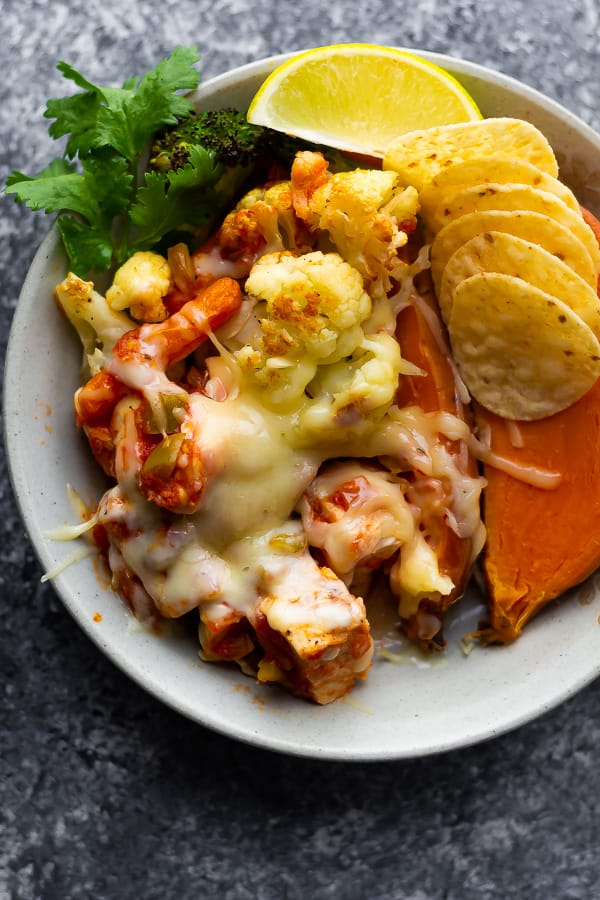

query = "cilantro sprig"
[4,46,221,277]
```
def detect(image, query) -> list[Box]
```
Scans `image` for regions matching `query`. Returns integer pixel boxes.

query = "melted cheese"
[390,532,454,618]
[298,461,415,580]
[259,554,364,635]
[193,244,251,281]
[185,392,319,543]
[82,231,489,683]
[97,377,485,628]
[468,432,562,490]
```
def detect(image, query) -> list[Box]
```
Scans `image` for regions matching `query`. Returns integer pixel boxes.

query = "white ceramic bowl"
[6,51,600,761]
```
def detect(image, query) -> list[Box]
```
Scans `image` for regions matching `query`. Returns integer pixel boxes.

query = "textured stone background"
[2,1,600,898]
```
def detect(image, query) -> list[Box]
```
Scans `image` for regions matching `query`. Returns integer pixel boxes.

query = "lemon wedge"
[247,44,482,158]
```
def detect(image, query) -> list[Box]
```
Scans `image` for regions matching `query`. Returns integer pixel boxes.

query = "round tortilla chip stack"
[430,210,598,296]
[418,157,581,213]
[422,183,598,259]
[384,117,600,419]
[438,232,600,337]
[383,117,559,190]
[449,272,600,420]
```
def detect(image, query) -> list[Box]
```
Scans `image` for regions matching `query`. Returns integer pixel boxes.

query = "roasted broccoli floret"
[148,108,272,173]
[149,109,354,176]
[146,108,279,247]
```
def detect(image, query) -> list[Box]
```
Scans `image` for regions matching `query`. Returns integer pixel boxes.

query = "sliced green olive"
[142,390,189,434]
[141,432,186,478]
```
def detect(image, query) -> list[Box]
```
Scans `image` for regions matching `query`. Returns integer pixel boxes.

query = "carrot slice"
[395,279,479,646]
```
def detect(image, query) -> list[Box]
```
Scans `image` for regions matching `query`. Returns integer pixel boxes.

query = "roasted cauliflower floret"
[218,181,314,264]
[106,251,172,322]
[235,250,371,408]
[300,332,403,435]
[55,272,135,376]
[291,151,419,296]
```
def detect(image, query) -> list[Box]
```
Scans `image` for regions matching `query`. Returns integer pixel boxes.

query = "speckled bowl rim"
[5,49,600,761]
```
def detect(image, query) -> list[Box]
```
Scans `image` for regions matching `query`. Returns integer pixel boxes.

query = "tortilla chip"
[438,231,600,336]
[419,157,579,213]
[383,118,558,191]
[430,209,598,296]
[448,271,600,420]
[420,183,600,271]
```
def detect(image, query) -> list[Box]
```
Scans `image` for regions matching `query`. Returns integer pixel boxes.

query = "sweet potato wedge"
[477,382,600,641]
[479,205,600,642]
[394,276,480,647]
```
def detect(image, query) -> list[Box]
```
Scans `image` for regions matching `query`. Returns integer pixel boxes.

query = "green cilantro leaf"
[105,46,202,161]
[130,145,221,246]
[47,46,202,163]
[57,215,115,275]
[45,91,102,158]
[55,61,99,93]
[5,169,104,222]
[6,150,132,227]
[5,157,76,186]
[79,150,133,225]
[3,46,203,276]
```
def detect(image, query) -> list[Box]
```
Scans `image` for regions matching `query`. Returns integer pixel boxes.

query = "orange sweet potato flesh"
[479,205,600,642]
[477,384,600,641]
[395,276,479,647]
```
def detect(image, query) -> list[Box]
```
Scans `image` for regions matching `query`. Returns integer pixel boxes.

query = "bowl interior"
[5,51,600,760]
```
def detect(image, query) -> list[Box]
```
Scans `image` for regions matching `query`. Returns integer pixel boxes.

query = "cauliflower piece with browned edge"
[235,250,372,409]
[301,331,403,435]
[106,251,172,322]
[214,181,315,275]
[292,151,420,297]
[55,272,135,376]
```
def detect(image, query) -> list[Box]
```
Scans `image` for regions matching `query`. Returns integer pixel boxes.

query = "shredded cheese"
[468,433,562,490]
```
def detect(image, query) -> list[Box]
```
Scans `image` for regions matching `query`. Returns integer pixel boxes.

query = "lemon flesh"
[247,44,482,158]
